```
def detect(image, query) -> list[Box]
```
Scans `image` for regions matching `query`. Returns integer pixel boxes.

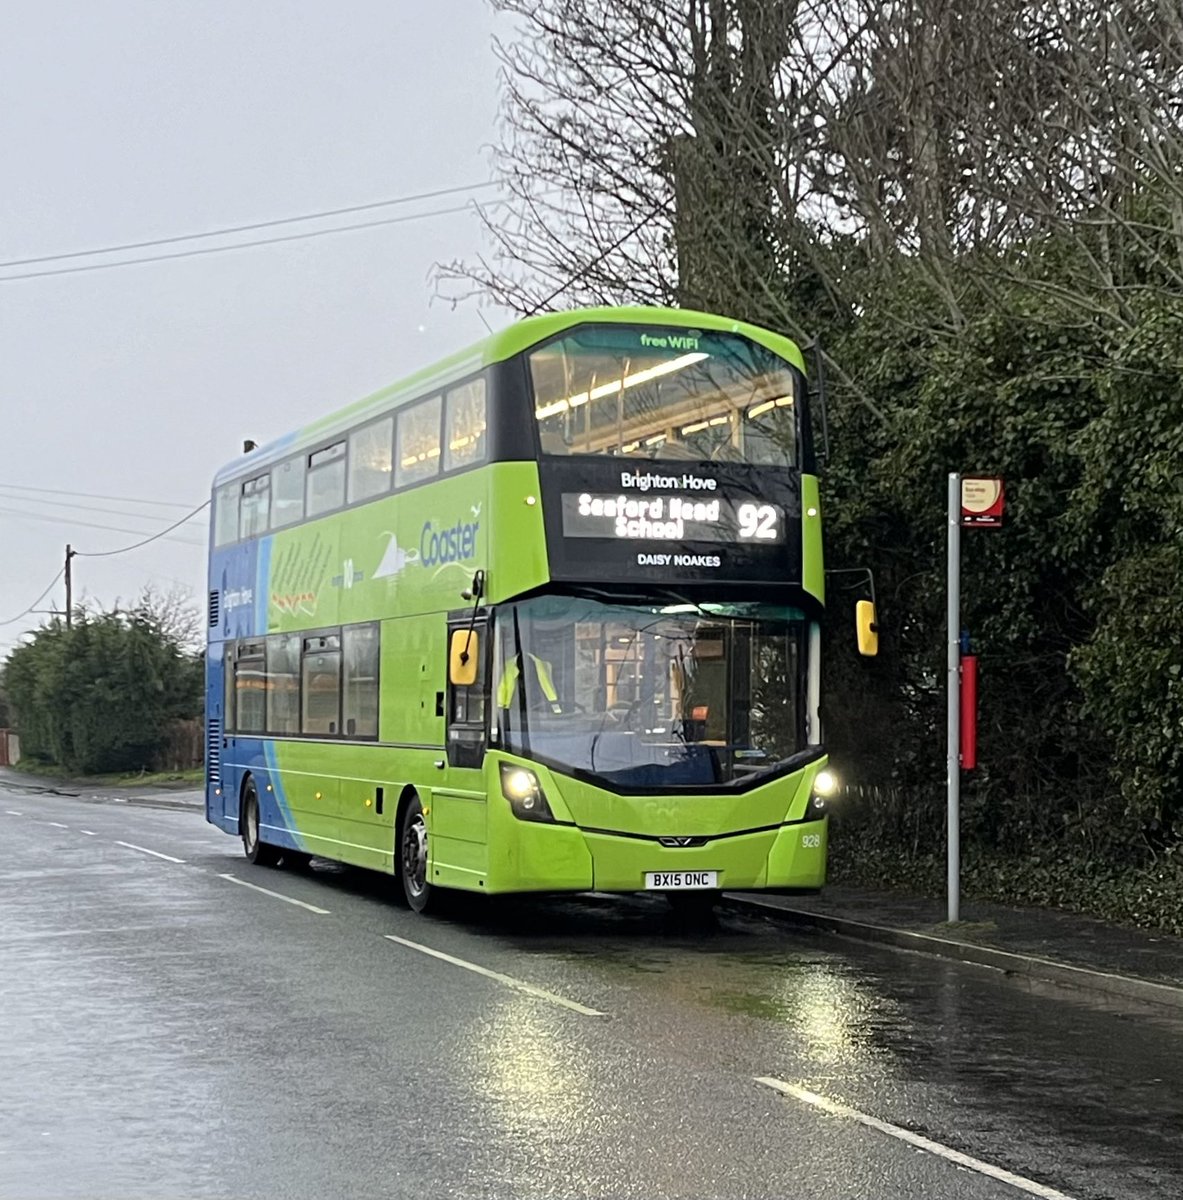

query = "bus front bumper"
[485,817,828,894]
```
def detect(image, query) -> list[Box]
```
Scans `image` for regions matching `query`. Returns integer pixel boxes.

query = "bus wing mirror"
[449,630,479,686]
[856,600,879,658]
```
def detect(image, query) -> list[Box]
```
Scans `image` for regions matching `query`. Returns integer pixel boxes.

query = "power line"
[0,491,207,525]
[0,568,65,628]
[0,505,205,547]
[75,500,210,557]
[0,482,195,510]
[0,500,208,636]
[0,180,499,269]
[1,199,496,283]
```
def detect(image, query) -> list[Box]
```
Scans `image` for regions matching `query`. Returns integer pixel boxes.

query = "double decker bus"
[206,306,837,913]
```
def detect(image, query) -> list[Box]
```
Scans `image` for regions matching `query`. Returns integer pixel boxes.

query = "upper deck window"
[396,395,442,488]
[444,378,487,472]
[529,325,798,466]
[306,441,346,518]
[271,456,305,529]
[239,474,270,539]
[214,482,239,548]
[348,416,394,504]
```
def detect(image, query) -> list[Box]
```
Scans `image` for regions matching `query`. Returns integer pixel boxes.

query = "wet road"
[2,783,1181,1199]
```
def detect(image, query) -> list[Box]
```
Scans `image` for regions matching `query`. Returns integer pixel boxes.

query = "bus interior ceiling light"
[747,396,794,419]
[535,352,709,419]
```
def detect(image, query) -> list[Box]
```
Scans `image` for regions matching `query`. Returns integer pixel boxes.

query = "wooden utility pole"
[65,544,75,629]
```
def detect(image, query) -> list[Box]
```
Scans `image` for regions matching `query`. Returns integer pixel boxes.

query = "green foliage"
[820,267,1183,900]
[479,0,1183,926]
[1067,302,1183,846]
[1,601,202,775]
[831,819,1183,938]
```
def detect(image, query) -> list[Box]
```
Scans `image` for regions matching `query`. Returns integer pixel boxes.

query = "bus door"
[432,617,490,870]
[444,615,489,772]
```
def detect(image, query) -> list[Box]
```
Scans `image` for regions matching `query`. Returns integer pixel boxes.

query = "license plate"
[644,870,718,890]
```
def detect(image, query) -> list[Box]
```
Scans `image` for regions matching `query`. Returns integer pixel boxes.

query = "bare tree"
[452,0,1183,345]
[811,0,1183,330]
[130,585,204,656]
[439,0,889,414]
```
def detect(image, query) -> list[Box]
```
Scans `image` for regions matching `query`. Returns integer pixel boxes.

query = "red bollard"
[960,654,978,770]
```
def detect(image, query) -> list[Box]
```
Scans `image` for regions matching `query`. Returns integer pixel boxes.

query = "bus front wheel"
[241,778,280,867]
[399,794,435,913]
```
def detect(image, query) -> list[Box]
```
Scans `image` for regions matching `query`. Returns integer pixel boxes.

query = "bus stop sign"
[960,476,1005,528]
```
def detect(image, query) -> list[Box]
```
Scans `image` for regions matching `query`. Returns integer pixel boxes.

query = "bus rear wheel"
[399,794,435,913]
[241,779,280,867]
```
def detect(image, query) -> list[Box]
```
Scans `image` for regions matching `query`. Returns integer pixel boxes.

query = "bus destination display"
[541,462,800,583]
[561,490,785,544]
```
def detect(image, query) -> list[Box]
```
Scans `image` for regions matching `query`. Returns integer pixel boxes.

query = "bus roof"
[212,305,807,486]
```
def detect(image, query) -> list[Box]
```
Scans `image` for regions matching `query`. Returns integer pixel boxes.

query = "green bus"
[205,306,837,912]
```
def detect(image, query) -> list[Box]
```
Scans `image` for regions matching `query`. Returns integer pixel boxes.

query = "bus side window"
[446,619,487,769]
[235,641,266,734]
[271,456,305,529]
[396,396,442,488]
[214,482,239,547]
[348,418,393,504]
[306,442,346,518]
[343,624,380,738]
[265,633,301,735]
[239,474,270,540]
[223,643,236,732]
[444,377,487,472]
[301,635,342,736]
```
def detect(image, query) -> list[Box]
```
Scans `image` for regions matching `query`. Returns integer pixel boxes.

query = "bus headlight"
[808,769,837,817]
[499,763,555,823]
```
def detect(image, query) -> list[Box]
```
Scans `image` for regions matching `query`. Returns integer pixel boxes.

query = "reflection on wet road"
[2,787,1181,1199]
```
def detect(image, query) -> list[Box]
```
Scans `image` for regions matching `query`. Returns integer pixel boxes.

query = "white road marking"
[114,841,186,864]
[80,830,97,836]
[6,810,24,816]
[47,821,69,829]
[755,1079,1077,1200]
[383,933,607,1017]
[218,873,330,914]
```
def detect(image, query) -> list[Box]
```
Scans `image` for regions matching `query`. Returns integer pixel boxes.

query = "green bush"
[1,604,201,775]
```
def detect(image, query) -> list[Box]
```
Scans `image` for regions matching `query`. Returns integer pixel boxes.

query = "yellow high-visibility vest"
[497,653,562,713]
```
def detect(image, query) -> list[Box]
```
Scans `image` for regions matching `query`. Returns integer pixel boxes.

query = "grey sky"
[0,1,507,654]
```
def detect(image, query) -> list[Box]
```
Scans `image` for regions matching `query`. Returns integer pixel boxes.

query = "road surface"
[2,780,1180,1199]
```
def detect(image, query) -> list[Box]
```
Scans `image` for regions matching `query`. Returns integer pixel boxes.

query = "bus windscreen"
[529,325,798,466]
[495,596,806,789]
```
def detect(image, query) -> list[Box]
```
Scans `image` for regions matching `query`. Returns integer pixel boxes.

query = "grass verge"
[5,761,202,789]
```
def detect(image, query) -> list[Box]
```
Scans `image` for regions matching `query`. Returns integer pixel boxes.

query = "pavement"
[728,883,1183,1011]
[0,766,203,811]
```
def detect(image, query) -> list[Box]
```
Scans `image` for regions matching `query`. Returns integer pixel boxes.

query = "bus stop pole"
[947,473,961,923]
